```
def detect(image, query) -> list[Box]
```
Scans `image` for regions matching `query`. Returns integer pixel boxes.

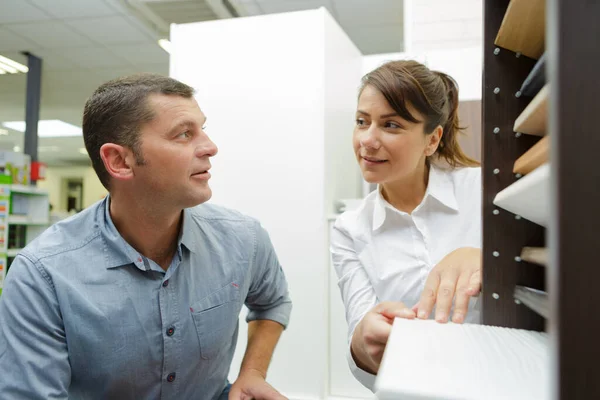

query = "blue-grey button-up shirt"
[0,197,292,400]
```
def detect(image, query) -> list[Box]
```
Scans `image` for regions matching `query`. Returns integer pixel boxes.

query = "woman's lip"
[362,156,387,163]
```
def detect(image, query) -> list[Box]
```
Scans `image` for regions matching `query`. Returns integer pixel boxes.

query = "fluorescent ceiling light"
[0,67,6,75]
[0,61,17,74]
[2,120,82,138]
[13,146,20,152]
[0,129,7,135]
[158,39,172,54]
[79,147,88,155]
[0,54,28,73]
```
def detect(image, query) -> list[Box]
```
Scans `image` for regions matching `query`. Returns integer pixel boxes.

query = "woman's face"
[353,85,441,185]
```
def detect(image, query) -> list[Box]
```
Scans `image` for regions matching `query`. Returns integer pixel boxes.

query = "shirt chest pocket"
[190,283,241,360]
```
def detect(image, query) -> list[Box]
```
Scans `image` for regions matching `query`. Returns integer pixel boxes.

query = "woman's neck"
[381,163,430,214]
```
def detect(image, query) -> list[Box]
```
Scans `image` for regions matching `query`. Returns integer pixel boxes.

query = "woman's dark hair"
[360,60,479,167]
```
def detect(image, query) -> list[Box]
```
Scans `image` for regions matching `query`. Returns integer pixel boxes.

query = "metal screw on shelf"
[516,52,522,58]
[515,173,522,179]
[515,215,522,220]
[515,91,522,98]
[493,168,500,175]
[493,127,500,134]
[494,48,500,55]
[515,132,522,138]
[493,251,500,257]
[494,87,501,94]
[493,209,500,215]
[492,293,500,300]
[515,256,522,262]
[515,299,522,305]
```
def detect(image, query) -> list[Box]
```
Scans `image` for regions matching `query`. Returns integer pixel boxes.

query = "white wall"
[362,47,483,101]
[171,9,362,399]
[405,0,483,52]
[37,166,106,211]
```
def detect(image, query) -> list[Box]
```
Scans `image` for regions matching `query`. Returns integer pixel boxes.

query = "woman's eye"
[356,118,367,127]
[385,121,401,129]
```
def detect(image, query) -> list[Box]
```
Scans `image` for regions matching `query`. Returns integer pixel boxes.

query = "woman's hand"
[350,302,415,374]
[414,247,481,324]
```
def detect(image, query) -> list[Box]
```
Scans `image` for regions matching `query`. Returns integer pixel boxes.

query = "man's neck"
[381,163,430,214]
[109,193,182,271]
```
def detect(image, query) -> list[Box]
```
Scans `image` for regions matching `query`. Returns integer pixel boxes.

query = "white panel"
[6,22,93,48]
[171,8,362,398]
[29,0,118,18]
[110,43,168,65]
[376,318,549,400]
[0,27,40,52]
[0,0,51,23]
[258,0,334,15]
[66,16,151,44]
[60,46,132,68]
[333,0,402,27]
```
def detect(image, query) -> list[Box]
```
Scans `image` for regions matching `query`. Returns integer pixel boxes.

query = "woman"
[330,60,481,389]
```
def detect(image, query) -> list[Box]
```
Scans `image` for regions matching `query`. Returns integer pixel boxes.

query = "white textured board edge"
[375,319,549,400]
[493,163,550,227]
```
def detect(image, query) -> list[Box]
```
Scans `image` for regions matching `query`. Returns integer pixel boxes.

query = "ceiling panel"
[26,48,80,70]
[66,15,152,44]
[110,43,168,65]
[344,24,403,55]
[0,0,51,24]
[257,0,334,16]
[60,46,132,68]
[334,0,402,26]
[28,0,118,19]
[0,27,41,52]
[6,21,94,48]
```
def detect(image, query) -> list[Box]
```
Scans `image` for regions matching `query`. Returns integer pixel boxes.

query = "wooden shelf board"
[514,136,550,175]
[521,247,547,266]
[494,0,546,59]
[494,163,550,227]
[514,84,549,136]
[515,286,549,319]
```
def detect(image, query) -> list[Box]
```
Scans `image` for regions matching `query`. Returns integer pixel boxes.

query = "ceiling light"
[0,129,8,135]
[158,39,172,54]
[79,148,88,155]
[13,146,21,152]
[2,120,82,138]
[0,61,17,74]
[0,54,28,73]
[0,67,6,75]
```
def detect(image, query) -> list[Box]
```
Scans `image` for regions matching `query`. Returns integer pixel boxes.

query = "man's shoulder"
[21,202,103,263]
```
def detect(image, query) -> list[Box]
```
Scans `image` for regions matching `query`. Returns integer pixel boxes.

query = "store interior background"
[0,0,482,399]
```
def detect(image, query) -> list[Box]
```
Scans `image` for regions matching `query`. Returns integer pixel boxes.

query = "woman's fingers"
[416,271,440,320]
[433,270,459,323]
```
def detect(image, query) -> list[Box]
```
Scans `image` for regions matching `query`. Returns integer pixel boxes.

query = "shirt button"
[167,373,176,383]
[166,327,175,336]
[162,280,169,288]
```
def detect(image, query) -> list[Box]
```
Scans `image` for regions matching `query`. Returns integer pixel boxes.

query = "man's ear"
[99,143,135,182]
[425,125,444,156]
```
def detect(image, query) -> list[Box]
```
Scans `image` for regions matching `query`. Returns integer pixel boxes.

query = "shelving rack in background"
[483,0,600,398]
[0,184,49,295]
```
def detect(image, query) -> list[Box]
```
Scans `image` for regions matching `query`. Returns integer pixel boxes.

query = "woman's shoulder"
[334,190,378,235]
[442,165,481,189]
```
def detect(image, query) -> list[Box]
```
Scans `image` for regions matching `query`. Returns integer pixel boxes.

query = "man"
[0,75,292,400]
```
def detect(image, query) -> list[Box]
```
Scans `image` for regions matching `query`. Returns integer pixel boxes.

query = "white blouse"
[330,165,482,390]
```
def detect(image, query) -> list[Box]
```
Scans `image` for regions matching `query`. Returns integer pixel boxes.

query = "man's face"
[130,93,218,209]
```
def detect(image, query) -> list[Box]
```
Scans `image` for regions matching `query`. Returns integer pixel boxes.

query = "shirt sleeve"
[0,253,71,399]
[330,217,378,391]
[245,221,292,328]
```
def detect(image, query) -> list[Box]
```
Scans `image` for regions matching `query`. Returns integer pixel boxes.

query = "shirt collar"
[100,196,189,270]
[179,207,197,254]
[371,164,459,231]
